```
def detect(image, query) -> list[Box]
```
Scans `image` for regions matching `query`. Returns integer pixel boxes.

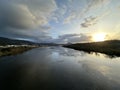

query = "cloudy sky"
[0,0,120,43]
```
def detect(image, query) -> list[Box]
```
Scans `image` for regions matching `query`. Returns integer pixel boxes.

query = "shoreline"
[0,45,39,57]
[63,40,120,57]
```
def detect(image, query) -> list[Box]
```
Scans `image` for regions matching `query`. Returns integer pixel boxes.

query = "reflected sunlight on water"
[0,46,120,90]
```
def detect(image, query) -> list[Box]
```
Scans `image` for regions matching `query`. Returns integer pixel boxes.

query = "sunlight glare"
[93,33,106,42]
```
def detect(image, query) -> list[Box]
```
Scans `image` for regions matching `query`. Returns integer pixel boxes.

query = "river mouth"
[0,46,120,90]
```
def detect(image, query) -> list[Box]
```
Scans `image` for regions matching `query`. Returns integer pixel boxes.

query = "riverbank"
[63,40,120,57]
[0,45,39,57]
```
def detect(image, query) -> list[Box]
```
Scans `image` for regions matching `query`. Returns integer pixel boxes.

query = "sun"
[93,33,106,42]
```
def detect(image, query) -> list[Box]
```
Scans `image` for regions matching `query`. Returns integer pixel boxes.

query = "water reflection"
[0,47,120,90]
[81,50,120,59]
[51,47,120,59]
[50,47,86,57]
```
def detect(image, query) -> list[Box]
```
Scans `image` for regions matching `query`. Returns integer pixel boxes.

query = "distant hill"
[64,40,120,57]
[0,37,38,45]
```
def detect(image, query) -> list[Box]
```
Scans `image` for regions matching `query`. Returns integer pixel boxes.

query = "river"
[0,47,120,90]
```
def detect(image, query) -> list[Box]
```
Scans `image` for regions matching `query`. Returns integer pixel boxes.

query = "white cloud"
[81,11,110,28]
[62,0,111,24]
[81,16,98,28]
[52,4,67,23]
[52,33,92,44]
[64,12,76,24]
[79,0,111,16]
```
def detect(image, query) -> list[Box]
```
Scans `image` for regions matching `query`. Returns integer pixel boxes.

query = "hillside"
[0,37,40,57]
[64,40,120,57]
[0,37,38,45]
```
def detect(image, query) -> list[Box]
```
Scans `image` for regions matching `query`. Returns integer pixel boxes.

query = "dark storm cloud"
[0,0,57,41]
[0,27,52,42]
[0,1,37,29]
[0,0,57,30]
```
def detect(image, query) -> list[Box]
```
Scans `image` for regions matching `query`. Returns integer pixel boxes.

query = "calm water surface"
[0,47,120,90]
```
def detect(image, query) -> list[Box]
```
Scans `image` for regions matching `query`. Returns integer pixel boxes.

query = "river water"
[0,47,120,90]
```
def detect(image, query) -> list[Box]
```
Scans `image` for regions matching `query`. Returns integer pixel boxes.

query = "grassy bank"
[64,40,120,57]
[0,46,38,57]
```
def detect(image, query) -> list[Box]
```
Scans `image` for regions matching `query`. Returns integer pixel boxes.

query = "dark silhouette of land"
[64,40,120,57]
[0,37,40,57]
[0,37,39,45]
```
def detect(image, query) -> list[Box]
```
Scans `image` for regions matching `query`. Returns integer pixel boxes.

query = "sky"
[0,0,120,43]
